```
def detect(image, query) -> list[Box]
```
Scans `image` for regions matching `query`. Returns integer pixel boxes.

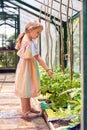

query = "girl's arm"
[34,55,54,77]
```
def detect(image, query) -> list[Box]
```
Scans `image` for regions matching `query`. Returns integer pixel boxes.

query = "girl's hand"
[46,69,54,77]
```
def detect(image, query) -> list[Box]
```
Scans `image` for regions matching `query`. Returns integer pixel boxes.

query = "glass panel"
[0,50,16,69]
[0,1,18,14]
[66,16,80,72]
[73,17,80,72]
[0,24,15,49]
[0,1,19,70]
[20,9,38,32]
[0,1,18,50]
[41,19,60,67]
[22,0,82,22]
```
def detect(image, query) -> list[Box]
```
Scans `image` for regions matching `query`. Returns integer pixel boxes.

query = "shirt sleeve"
[17,44,32,59]
[31,41,39,56]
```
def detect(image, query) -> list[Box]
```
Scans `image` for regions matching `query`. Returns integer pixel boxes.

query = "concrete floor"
[0,73,49,130]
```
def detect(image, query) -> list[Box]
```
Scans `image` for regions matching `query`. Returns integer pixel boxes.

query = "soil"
[51,120,80,130]
[52,119,70,128]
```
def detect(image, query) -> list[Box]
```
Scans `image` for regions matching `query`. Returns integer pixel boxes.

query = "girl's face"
[27,26,43,40]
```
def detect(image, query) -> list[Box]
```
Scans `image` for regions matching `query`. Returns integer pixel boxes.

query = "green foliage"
[40,67,80,109]
[40,66,81,125]
[0,51,16,67]
[7,33,15,49]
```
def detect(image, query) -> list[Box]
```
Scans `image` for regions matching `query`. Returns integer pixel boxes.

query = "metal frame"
[82,0,87,129]
[0,0,19,71]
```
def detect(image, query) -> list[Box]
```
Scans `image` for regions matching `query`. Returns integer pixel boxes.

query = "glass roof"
[9,0,82,23]
[0,1,18,28]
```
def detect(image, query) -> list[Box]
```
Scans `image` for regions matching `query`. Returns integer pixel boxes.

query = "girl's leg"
[30,98,42,113]
[21,97,41,118]
[21,98,31,113]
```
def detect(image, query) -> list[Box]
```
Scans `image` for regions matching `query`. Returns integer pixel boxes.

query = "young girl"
[15,20,54,118]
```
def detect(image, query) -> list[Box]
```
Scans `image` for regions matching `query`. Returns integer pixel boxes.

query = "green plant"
[40,67,80,109]
[39,66,81,126]
[40,66,81,125]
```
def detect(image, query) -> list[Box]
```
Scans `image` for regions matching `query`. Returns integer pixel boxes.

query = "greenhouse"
[0,0,86,130]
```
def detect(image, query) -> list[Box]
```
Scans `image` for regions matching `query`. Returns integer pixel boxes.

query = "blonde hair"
[25,20,43,32]
[15,20,43,50]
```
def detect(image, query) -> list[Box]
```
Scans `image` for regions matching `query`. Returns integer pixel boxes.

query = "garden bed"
[39,101,80,130]
[42,109,80,130]
[39,67,81,130]
[43,110,70,130]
